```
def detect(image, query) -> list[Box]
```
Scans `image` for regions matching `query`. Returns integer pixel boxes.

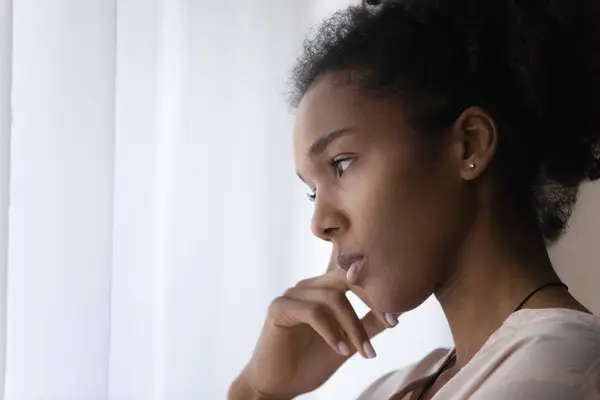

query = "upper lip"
[336,253,365,272]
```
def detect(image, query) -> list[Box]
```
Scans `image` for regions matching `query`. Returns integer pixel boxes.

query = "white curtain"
[0,0,10,397]
[0,0,452,399]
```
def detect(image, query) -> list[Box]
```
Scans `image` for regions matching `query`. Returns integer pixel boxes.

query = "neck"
[434,205,569,367]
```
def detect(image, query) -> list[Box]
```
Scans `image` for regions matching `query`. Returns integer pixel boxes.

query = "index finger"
[326,250,337,273]
[315,250,377,305]
[325,251,372,306]
[295,266,349,291]
[300,252,400,329]
[330,249,402,328]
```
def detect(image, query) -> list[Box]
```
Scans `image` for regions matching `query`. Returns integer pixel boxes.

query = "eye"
[332,157,354,177]
[304,157,354,203]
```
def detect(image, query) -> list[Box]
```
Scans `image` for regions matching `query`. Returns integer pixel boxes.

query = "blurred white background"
[0,0,452,398]
[1,0,598,399]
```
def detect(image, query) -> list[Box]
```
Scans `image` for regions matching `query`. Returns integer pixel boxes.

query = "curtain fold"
[7,0,116,398]
[0,0,11,398]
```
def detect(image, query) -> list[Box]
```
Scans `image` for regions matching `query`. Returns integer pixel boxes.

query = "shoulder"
[494,308,600,364]
[356,348,451,400]
[471,309,600,399]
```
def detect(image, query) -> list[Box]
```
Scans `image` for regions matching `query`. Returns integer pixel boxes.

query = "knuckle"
[295,278,312,288]
[267,296,286,316]
[306,302,328,320]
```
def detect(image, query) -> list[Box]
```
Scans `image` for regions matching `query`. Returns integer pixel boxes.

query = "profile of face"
[293,74,487,314]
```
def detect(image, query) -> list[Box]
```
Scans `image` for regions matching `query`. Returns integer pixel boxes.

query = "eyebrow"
[297,127,356,185]
[308,127,356,157]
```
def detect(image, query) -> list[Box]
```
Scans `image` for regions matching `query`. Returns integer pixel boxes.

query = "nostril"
[322,227,339,238]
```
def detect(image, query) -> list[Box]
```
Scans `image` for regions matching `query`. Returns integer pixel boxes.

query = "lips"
[337,254,365,285]
[336,254,365,272]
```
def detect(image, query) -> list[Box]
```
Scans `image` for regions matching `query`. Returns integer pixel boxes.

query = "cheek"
[355,160,470,311]
[353,156,453,242]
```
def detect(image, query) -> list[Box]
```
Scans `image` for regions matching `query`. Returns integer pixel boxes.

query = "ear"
[450,106,498,181]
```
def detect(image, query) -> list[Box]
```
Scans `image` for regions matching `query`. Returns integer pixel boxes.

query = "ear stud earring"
[468,162,476,170]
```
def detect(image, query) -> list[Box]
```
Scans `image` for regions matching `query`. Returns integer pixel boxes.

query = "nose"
[310,198,346,242]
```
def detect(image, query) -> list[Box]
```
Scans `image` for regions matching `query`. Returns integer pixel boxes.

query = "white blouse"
[357,309,600,399]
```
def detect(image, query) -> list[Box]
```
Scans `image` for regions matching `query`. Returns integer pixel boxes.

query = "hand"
[230,256,399,399]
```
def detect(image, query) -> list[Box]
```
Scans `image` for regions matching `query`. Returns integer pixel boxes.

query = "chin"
[363,278,429,314]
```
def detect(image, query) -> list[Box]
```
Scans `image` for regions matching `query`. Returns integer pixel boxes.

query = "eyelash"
[306,157,355,202]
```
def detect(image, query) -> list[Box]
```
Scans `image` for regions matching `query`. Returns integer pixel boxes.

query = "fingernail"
[346,263,360,284]
[337,341,350,357]
[385,313,399,327]
[363,341,377,359]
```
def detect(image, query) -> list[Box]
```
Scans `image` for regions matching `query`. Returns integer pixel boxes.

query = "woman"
[229,0,600,398]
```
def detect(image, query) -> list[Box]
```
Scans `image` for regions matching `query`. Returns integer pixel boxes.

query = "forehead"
[292,74,417,162]
[293,75,361,154]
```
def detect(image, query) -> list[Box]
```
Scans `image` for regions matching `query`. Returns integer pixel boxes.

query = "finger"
[304,251,401,330]
[338,311,389,356]
[284,287,376,359]
[350,285,401,329]
[295,271,399,330]
[326,250,337,272]
[268,296,351,357]
[295,268,348,291]
[361,310,388,339]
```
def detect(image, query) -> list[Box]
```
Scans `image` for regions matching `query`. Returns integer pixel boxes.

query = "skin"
[229,72,589,400]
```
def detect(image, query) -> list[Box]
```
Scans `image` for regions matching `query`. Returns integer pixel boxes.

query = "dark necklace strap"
[513,281,568,312]
[416,281,569,399]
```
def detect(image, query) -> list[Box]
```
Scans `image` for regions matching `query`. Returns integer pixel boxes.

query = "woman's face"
[293,75,476,313]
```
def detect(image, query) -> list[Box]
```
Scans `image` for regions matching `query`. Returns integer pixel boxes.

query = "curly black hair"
[289,0,600,244]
